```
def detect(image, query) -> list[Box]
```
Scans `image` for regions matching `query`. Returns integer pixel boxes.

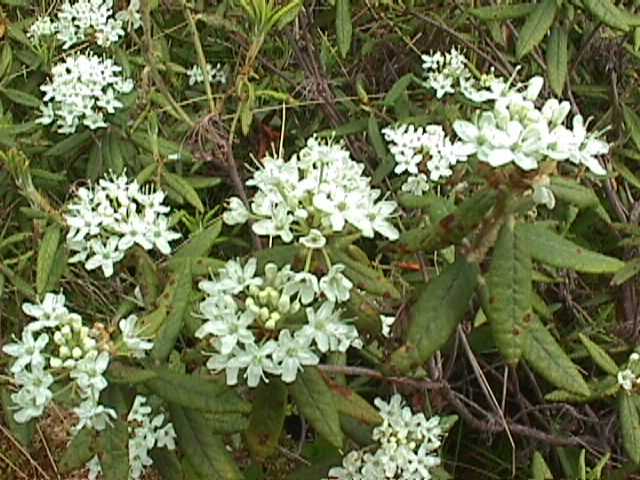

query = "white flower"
[222,197,250,225]
[119,315,154,358]
[11,364,55,423]
[380,315,396,338]
[85,236,124,277]
[86,456,102,480]
[283,271,319,305]
[272,330,319,383]
[70,350,110,400]
[300,229,327,249]
[22,292,68,332]
[73,399,117,432]
[228,341,281,387]
[3,330,49,373]
[320,264,353,303]
[116,0,142,30]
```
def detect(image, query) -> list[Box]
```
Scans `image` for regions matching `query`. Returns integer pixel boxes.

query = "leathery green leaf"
[97,419,129,480]
[546,24,568,96]
[469,3,535,21]
[330,383,382,426]
[170,404,242,480]
[386,256,479,374]
[336,0,352,58]
[582,0,640,33]
[486,217,531,366]
[623,104,640,152]
[59,427,96,473]
[1,387,34,448]
[145,368,251,414]
[549,177,600,210]
[518,223,624,274]
[619,394,640,464]
[36,224,61,296]
[150,260,192,362]
[163,172,204,212]
[522,316,590,396]
[515,0,557,59]
[246,379,288,460]
[578,334,619,376]
[289,367,343,448]
[531,450,554,480]
[169,220,222,261]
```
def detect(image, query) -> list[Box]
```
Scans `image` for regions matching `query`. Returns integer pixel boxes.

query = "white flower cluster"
[65,172,180,278]
[36,53,134,133]
[86,395,176,480]
[618,352,640,392]
[223,136,400,245]
[421,48,468,99]
[325,394,447,480]
[28,0,141,49]
[382,124,473,196]
[2,293,115,431]
[187,62,227,86]
[387,50,610,196]
[196,258,361,388]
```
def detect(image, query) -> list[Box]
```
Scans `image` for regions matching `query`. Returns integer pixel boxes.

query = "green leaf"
[619,393,640,464]
[582,0,640,33]
[106,362,159,384]
[170,221,222,260]
[386,257,479,374]
[36,224,61,296]
[578,334,619,376]
[336,0,352,58]
[97,419,129,480]
[43,131,92,157]
[170,404,242,480]
[330,384,382,426]
[246,379,288,460]
[383,74,415,106]
[549,177,601,210]
[1,88,41,108]
[163,172,204,212]
[612,257,640,286]
[515,0,557,59]
[151,449,184,480]
[486,217,532,366]
[545,377,619,403]
[531,450,554,480]
[623,104,640,152]
[151,261,192,362]
[517,223,624,274]
[145,368,251,414]
[522,316,590,396]
[59,428,97,473]
[469,3,535,21]
[289,367,343,448]
[546,24,568,96]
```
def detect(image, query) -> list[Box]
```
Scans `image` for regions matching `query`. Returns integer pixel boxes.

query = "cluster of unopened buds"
[195,257,362,387]
[28,0,141,49]
[383,48,610,202]
[65,172,180,277]
[223,136,400,247]
[86,395,176,480]
[325,394,449,480]
[618,352,640,392]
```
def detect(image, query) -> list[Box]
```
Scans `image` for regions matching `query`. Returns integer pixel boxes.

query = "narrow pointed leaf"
[515,0,557,59]
[578,334,619,376]
[387,257,479,374]
[151,260,192,362]
[36,224,61,296]
[485,217,532,365]
[518,223,624,274]
[145,368,251,414]
[522,316,590,396]
[170,404,242,480]
[289,367,343,448]
[619,393,640,464]
[330,384,382,426]
[546,24,568,96]
[97,419,129,480]
[336,0,352,58]
[469,4,535,21]
[59,427,97,473]
[246,379,288,460]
